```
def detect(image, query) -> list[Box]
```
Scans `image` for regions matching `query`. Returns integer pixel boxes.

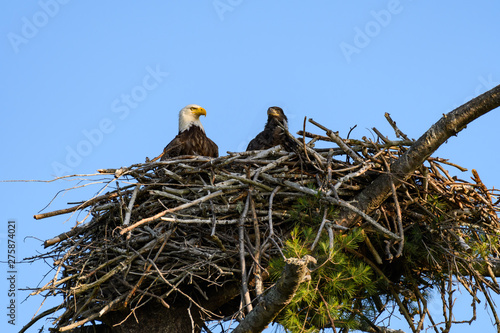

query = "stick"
[250,197,263,297]
[33,189,133,220]
[383,157,405,258]
[19,305,59,333]
[239,194,253,313]
[43,221,95,248]
[332,163,373,192]
[59,294,128,332]
[285,125,326,168]
[259,173,402,240]
[215,173,273,192]
[119,190,224,234]
[123,185,140,226]
[309,118,364,164]
[385,112,411,141]
[150,189,190,203]
[250,154,295,177]
[296,130,332,142]
[428,157,468,172]
[390,176,404,258]
[311,209,328,251]
[268,186,280,237]
[144,258,221,319]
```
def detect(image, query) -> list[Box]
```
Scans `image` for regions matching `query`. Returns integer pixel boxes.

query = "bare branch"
[340,84,500,227]
[232,255,317,333]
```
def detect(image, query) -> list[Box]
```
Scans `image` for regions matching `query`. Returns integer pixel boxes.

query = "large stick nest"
[26,118,500,332]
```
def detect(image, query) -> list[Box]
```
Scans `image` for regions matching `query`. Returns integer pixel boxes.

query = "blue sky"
[1,1,500,332]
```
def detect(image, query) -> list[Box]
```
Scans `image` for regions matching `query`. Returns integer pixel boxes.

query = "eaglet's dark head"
[267,106,287,125]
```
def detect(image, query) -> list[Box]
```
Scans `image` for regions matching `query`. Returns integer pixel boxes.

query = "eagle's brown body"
[160,104,218,161]
[161,125,218,159]
[246,106,296,151]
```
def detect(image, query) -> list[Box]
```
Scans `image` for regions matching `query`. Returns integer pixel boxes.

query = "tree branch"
[357,322,407,333]
[232,255,317,333]
[476,258,500,277]
[340,84,500,227]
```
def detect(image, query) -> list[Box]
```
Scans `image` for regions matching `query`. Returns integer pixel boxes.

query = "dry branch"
[232,255,317,333]
[340,84,500,227]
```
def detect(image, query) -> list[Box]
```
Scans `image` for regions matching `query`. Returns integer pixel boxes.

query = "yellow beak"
[192,107,207,117]
[267,108,280,117]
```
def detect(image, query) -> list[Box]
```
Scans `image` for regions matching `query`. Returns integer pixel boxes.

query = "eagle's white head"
[178,104,206,133]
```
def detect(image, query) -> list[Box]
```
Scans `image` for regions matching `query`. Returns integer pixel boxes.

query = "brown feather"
[161,126,218,160]
[246,107,296,151]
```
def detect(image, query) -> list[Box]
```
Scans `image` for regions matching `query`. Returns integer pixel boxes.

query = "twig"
[43,220,96,248]
[388,165,404,258]
[326,224,334,250]
[372,127,390,144]
[59,294,128,332]
[151,261,218,318]
[428,157,468,172]
[385,112,411,141]
[332,163,373,193]
[302,116,312,163]
[150,189,190,203]
[280,122,326,167]
[239,193,253,313]
[311,209,328,251]
[309,118,364,164]
[19,305,60,333]
[160,217,241,225]
[119,190,224,234]
[362,230,383,265]
[259,173,402,240]
[215,173,273,192]
[250,191,263,297]
[124,185,140,226]
[34,188,134,220]
[267,186,281,237]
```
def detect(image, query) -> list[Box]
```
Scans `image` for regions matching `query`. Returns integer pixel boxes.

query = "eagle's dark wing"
[203,136,219,157]
[246,118,296,151]
[188,133,218,157]
[161,126,218,160]
[160,134,184,160]
[246,130,273,151]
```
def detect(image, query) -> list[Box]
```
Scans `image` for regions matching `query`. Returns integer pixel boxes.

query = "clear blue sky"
[1,1,500,332]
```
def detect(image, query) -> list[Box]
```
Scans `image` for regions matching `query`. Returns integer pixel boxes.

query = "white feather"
[178,104,205,133]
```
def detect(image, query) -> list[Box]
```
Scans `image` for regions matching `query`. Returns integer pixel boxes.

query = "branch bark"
[477,258,500,277]
[340,84,500,227]
[358,323,407,333]
[232,255,317,333]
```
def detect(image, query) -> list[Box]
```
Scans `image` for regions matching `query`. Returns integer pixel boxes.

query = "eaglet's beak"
[192,107,207,117]
[267,107,280,117]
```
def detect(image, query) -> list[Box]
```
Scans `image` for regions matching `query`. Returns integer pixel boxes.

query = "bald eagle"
[160,104,218,160]
[246,106,296,151]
